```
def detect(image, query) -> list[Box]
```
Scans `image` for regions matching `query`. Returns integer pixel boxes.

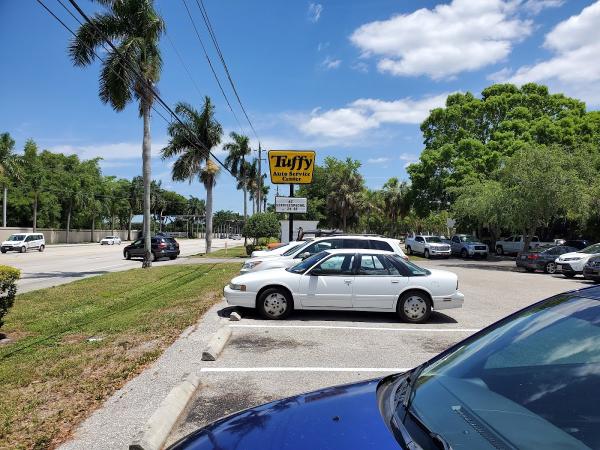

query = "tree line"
[294,83,600,248]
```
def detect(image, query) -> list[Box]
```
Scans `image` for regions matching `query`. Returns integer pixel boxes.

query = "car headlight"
[229,283,246,291]
[242,261,262,270]
[564,257,583,261]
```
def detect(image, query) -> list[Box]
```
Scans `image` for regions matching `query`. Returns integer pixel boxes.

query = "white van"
[1,233,46,253]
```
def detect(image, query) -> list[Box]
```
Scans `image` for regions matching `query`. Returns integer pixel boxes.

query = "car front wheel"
[496,246,504,256]
[544,262,557,274]
[20,246,27,253]
[406,246,412,255]
[258,287,293,319]
[39,245,45,252]
[124,250,131,260]
[460,249,468,259]
[424,249,430,259]
[397,291,431,324]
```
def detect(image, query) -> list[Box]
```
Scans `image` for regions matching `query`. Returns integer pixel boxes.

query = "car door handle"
[344,279,352,285]
[391,280,400,283]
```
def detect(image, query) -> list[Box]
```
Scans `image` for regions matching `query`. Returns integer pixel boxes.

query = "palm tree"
[127,176,143,240]
[187,196,205,237]
[261,184,270,212]
[382,177,410,236]
[0,132,22,227]
[69,0,165,267]
[245,159,259,214]
[223,132,251,220]
[327,162,363,231]
[161,98,222,254]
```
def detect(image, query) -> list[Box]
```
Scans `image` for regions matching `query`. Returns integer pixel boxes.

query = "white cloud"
[299,93,449,138]
[523,0,564,15]
[351,61,369,73]
[317,42,329,52]
[308,3,323,23]
[501,1,600,105]
[367,157,391,164]
[350,0,532,79]
[49,141,167,161]
[321,56,342,70]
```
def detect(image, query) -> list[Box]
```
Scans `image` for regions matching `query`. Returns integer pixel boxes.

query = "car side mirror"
[309,268,323,276]
[300,252,312,260]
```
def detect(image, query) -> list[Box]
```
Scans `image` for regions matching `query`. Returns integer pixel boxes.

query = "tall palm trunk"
[127,210,133,241]
[243,186,248,220]
[2,185,6,227]
[32,193,38,232]
[142,101,153,268]
[91,213,95,243]
[205,184,213,254]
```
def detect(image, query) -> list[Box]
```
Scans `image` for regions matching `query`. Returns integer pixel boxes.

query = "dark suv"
[123,236,180,261]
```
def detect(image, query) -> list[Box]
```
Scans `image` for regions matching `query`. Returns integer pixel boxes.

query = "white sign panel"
[275,196,307,213]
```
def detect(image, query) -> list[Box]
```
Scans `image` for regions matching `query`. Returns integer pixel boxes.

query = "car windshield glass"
[426,236,442,243]
[580,244,600,254]
[460,235,478,242]
[279,243,301,254]
[400,294,600,450]
[389,255,429,276]
[7,235,25,241]
[283,241,309,256]
[287,251,329,273]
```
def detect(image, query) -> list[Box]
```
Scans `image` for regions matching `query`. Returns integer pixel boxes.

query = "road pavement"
[4,238,243,293]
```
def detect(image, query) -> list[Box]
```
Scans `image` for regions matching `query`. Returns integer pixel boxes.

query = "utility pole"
[288,184,294,242]
[257,142,262,213]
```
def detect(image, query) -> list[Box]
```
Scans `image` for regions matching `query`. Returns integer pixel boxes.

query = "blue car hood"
[169,379,400,450]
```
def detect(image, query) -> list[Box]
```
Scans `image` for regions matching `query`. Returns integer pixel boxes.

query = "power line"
[164,30,205,104]
[180,0,246,136]
[40,0,236,180]
[195,0,260,143]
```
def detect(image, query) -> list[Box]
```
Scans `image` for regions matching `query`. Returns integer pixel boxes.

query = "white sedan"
[224,249,464,323]
[555,243,600,277]
[250,240,306,258]
[100,236,122,245]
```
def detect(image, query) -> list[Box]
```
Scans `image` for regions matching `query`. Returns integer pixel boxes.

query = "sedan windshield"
[283,241,309,256]
[7,235,25,241]
[460,235,478,242]
[287,251,328,273]
[580,243,600,254]
[425,236,442,243]
[400,293,600,449]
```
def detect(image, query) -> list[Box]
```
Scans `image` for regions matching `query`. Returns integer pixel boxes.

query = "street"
[4,239,242,293]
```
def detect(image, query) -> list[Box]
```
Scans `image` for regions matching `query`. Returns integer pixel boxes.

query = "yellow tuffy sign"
[268,150,316,184]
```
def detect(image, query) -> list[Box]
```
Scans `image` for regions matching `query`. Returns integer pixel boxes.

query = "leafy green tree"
[162,98,223,253]
[69,0,165,266]
[223,132,251,220]
[242,212,280,243]
[408,83,599,215]
[126,176,143,240]
[21,140,45,231]
[381,177,411,237]
[0,132,22,227]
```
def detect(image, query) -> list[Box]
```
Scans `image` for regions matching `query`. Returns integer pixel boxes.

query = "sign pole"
[288,183,294,242]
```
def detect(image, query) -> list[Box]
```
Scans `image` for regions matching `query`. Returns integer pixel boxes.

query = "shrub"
[0,265,20,331]
[242,212,280,243]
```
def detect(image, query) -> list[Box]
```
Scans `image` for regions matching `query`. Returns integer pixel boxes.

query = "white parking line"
[199,367,410,373]
[229,324,480,333]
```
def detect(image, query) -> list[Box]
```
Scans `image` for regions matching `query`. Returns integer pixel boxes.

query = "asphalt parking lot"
[166,256,594,445]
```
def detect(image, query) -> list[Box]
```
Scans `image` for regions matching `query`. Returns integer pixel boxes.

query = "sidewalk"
[59,301,228,450]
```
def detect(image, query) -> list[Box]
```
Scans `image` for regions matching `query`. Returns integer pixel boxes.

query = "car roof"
[324,248,394,255]
[313,235,393,242]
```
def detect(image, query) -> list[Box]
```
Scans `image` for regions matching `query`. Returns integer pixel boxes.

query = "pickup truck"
[495,235,553,255]
[446,234,489,258]
[404,235,451,258]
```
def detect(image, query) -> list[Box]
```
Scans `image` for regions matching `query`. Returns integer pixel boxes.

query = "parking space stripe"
[199,367,410,373]
[229,324,480,333]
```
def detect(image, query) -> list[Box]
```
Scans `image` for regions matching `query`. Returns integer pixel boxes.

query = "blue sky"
[1,0,599,213]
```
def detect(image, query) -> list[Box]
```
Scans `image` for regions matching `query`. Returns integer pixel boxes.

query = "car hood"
[1,241,21,246]
[558,251,590,261]
[168,379,399,450]
[232,267,292,284]
[462,241,486,246]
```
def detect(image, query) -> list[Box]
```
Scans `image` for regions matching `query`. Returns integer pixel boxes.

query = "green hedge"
[0,265,20,330]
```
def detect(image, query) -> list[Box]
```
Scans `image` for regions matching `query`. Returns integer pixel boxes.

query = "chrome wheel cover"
[403,295,427,320]
[264,293,288,317]
[546,262,556,274]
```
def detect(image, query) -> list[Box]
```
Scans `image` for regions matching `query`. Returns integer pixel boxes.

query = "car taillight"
[159,242,167,249]
[527,254,539,260]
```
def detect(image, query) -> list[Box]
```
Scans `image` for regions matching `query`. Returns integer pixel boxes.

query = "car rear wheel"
[397,291,431,324]
[544,262,557,274]
[496,246,504,256]
[38,245,45,252]
[258,287,293,320]
[19,246,26,253]
[169,255,177,260]
[1,249,6,254]
[406,246,412,256]
[424,249,430,259]
[460,248,468,259]
[124,250,131,260]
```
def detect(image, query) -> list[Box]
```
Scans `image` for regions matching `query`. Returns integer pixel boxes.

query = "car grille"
[438,245,450,251]
[591,260,600,267]
[474,245,487,251]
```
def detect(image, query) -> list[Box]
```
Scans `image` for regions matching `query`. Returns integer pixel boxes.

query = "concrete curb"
[229,311,242,321]
[129,374,200,450]
[201,326,232,361]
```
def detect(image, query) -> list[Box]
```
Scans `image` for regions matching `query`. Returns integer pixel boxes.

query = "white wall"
[279,220,319,243]
[0,227,138,244]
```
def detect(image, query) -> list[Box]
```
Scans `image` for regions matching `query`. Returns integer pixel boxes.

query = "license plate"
[556,265,563,272]
[520,255,527,260]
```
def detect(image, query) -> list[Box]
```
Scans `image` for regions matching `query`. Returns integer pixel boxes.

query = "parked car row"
[516,242,600,281]
[225,234,463,324]
[404,234,489,259]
